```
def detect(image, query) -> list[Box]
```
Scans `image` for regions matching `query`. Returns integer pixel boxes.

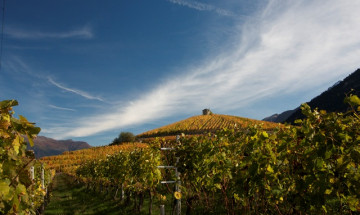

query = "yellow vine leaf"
[267,165,274,173]
[12,135,21,154]
[174,191,182,200]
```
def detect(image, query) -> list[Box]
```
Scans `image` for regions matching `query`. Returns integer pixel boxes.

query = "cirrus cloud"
[48,77,104,102]
[5,25,93,39]
[46,0,360,139]
[167,0,236,17]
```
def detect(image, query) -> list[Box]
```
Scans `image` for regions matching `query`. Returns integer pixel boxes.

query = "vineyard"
[3,96,360,214]
[43,96,360,214]
[137,114,282,140]
[41,142,148,175]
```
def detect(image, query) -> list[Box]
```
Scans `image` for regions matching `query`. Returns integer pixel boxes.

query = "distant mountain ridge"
[262,109,298,123]
[263,68,360,123]
[27,136,91,158]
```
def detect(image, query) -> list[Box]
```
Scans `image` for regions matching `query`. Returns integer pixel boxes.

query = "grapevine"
[0,100,53,214]
[39,95,360,214]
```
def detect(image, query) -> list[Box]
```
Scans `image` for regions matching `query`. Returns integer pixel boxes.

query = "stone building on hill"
[202,109,211,115]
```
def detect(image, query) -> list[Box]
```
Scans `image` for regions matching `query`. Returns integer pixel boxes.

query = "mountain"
[27,136,91,158]
[137,111,282,141]
[285,68,360,123]
[263,68,360,123]
[262,109,298,123]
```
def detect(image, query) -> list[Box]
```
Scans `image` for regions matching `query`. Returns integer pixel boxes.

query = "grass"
[44,173,127,215]
[44,173,182,215]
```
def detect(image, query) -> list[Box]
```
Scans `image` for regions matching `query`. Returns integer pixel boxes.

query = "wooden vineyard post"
[121,184,125,200]
[175,134,181,215]
[160,205,165,215]
[46,171,51,201]
[41,164,45,189]
[30,166,35,207]
[175,157,181,215]
[30,166,35,180]
[157,135,181,215]
[41,164,45,212]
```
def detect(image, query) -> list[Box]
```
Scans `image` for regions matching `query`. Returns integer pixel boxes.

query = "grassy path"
[44,173,126,215]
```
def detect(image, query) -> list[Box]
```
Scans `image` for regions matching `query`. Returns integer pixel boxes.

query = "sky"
[1,0,360,146]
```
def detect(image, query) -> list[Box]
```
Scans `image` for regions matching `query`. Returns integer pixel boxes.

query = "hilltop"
[137,112,282,141]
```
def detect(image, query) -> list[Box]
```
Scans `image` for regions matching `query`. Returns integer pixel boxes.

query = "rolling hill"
[137,112,282,141]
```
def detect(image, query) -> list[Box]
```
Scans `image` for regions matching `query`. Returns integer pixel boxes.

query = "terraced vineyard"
[43,96,360,214]
[41,114,282,175]
[137,114,282,139]
[36,96,360,214]
[41,143,148,175]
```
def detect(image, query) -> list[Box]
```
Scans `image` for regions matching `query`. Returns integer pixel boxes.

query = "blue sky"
[1,0,360,146]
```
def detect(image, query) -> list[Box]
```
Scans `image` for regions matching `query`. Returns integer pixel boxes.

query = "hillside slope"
[138,113,282,139]
[27,136,91,158]
[262,109,298,123]
[285,68,360,123]
[41,142,147,173]
[263,68,360,123]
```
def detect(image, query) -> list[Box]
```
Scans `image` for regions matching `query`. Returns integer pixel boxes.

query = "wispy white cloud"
[3,56,49,84]
[48,77,104,102]
[49,105,76,112]
[5,25,93,39]
[167,0,235,17]
[47,0,360,139]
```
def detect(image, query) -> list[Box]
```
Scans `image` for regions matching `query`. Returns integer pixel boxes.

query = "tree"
[110,132,136,145]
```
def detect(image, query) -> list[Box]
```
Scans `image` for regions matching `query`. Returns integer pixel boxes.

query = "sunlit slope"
[138,114,282,138]
[41,142,148,174]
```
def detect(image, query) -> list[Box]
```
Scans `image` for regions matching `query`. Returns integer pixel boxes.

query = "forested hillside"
[285,68,360,123]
